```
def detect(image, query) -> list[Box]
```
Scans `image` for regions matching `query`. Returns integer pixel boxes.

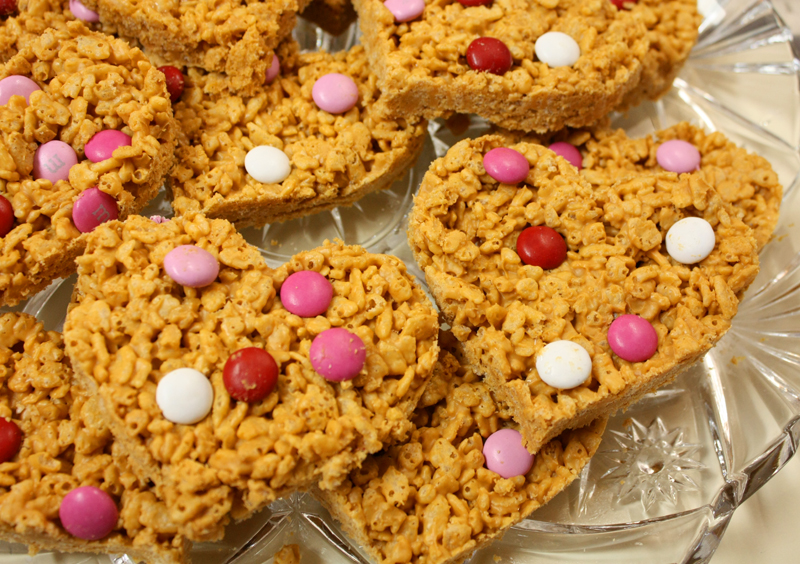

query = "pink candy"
[59,486,118,540]
[0,75,40,105]
[33,140,78,185]
[163,245,220,288]
[150,215,170,224]
[69,0,100,22]
[281,270,333,317]
[483,428,534,479]
[607,314,658,362]
[84,130,132,163]
[483,147,530,184]
[549,141,583,170]
[72,187,118,233]
[265,55,280,84]
[656,139,701,173]
[312,73,359,114]
[384,0,425,22]
[310,328,366,382]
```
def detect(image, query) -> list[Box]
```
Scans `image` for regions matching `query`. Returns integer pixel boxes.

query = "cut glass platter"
[3,0,800,562]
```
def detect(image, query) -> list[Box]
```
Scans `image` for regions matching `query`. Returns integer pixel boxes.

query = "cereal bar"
[169,43,426,227]
[408,136,759,454]
[63,214,440,542]
[0,23,177,306]
[0,312,188,564]
[315,336,606,564]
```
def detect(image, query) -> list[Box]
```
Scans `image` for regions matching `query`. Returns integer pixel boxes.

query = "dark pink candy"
[548,141,583,170]
[72,187,118,233]
[310,328,366,382]
[483,147,530,184]
[281,270,333,317]
[607,314,658,362]
[84,130,132,163]
[59,486,118,540]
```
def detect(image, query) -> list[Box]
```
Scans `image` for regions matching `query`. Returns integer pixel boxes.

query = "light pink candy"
[312,73,359,114]
[656,139,701,173]
[483,147,530,184]
[384,0,425,22]
[549,141,583,170]
[84,130,132,163]
[0,76,40,106]
[281,271,333,317]
[310,328,366,382]
[59,486,118,540]
[150,215,170,224]
[483,428,534,479]
[164,245,220,288]
[265,55,280,84]
[72,187,118,233]
[607,314,659,363]
[33,140,78,185]
[69,0,100,22]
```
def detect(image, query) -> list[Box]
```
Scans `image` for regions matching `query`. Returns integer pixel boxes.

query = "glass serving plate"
[3,0,800,562]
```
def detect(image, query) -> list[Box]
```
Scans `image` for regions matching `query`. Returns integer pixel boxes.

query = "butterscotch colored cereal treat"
[300,0,357,36]
[274,544,301,564]
[0,23,177,307]
[169,44,426,227]
[352,0,648,133]
[0,313,188,564]
[408,136,759,454]
[63,214,440,542]
[315,340,606,564]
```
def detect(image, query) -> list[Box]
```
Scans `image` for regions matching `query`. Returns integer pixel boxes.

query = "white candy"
[244,145,291,184]
[535,340,592,389]
[666,217,716,264]
[156,368,214,425]
[534,32,581,68]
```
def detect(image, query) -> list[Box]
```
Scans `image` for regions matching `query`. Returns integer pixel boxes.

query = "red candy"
[610,0,637,8]
[466,37,513,75]
[223,347,279,403]
[0,194,13,237]
[0,417,22,463]
[0,0,16,17]
[158,66,184,103]
[516,225,567,269]
[458,0,491,6]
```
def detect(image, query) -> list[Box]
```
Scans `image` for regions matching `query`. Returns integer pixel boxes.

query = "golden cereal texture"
[274,544,301,564]
[63,214,440,542]
[300,0,357,36]
[315,341,606,564]
[77,0,304,95]
[353,0,648,133]
[408,135,759,454]
[0,23,177,307]
[169,44,426,228]
[0,312,188,564]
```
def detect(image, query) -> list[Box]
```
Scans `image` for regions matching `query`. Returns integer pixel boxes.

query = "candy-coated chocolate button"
[244,146,291,184]
[665,217,715,264]
[536,340,592,389]
[163,245,220,288]
[156,368,214,424]
[59,486,118,540]
[69,0,99,22]
[384,0,424,22]
[608,314,658,362]
[223,347,279,402]
[158,66,184,103]
[516,225,567,269]
[466,37,513,75]
[610,0,637,8]
[0,417,22,464]
[549,141,582,170]
[265,55,280,84]
[312,73,359,114]
[310,328,366,382]
[458,0,491,5]
[33,140,77,185]
[281,270,333,317]
[483,428,534,478]
[84,130,132,163]
[656,140,701,173]
[535,32,580,67]
[0,75,39,105]
[149,215,169,224]
[0,0,16,17]
[0,194,13,237]
[72,187,118,233]
[483,147,530,184]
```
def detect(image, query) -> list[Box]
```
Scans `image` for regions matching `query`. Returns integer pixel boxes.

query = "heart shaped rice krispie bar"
[353,0,648,133]
[63,214,440,542]
[0,312,188,564]
[0,23,177,307]
[315,335,606,564]
[169,43,426,227]
[408,135,759,454]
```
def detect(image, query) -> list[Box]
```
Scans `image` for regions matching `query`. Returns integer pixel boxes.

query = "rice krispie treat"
[0,312,188,564]
[63,214,440,542]
[408,135,760,454]
[300,0,357,36]
[315,339,606,564]
[0,23,177,307]
[169,44,426,227]
[352,0,648,133]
